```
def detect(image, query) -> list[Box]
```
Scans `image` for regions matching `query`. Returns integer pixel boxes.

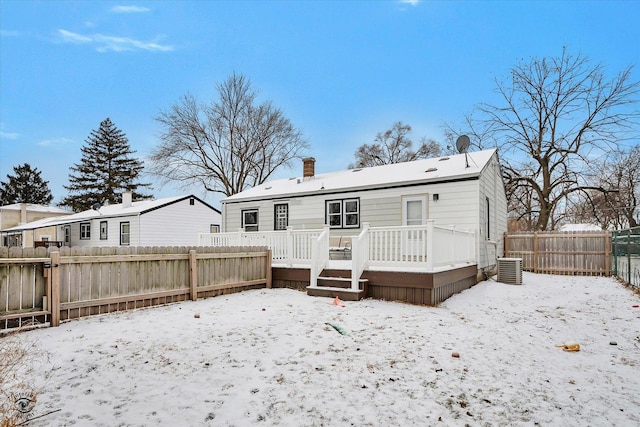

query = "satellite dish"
[455,135,471,153]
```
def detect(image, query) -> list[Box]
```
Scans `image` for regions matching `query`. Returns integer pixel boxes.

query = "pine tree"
[0,163,54,205]
[61,118,152,211]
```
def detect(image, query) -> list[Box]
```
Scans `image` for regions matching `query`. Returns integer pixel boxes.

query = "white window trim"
[274,203,288,231]
[80,222,91,240]
[326,198,360,229]
[120,222,130,246]
[100,220,108,240]
[402,195,427,226]
[242,209,259,232]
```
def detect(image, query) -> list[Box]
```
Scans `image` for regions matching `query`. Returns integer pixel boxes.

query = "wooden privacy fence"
[504,231,611,276]
[0,245,271,330]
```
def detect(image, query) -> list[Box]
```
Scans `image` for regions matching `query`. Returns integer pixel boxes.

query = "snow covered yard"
[10,272,640,426]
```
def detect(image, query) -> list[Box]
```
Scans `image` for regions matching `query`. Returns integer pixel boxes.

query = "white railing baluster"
[199,222,476,273]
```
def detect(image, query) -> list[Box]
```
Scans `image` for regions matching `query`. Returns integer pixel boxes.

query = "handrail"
[351,223,370,289]
[310,226,330,287]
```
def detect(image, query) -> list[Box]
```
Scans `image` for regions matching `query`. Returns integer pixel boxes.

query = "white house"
[2,193,221,248]
[220,149,507,274]
[204,149,507,305]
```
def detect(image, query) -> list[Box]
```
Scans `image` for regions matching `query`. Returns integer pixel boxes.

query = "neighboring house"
[221,149,507,275]
[0,203,73,247]
[559,223,603,232]
[1,193,221,248]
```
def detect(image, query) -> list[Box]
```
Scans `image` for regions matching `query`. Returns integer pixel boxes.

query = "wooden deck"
[272,264,478,306]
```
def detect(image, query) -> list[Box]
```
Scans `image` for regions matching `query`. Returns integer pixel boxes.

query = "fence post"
[189,250,198,301]
[50,251,60,327]
[533,232,539,274]
[604,231,611,276]
[266,249,272,289]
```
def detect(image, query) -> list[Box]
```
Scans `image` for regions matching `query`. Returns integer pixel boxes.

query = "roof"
[559,223,603,232]
[1,195,220,232]
[223,149,498,203]
[0,203,72,215]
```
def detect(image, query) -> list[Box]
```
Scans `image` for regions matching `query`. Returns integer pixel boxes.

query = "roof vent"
[352,168,363,172]
[425,167,438,173]
[438,157,450,161]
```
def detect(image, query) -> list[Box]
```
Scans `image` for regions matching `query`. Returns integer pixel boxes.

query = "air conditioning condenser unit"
[497,258,523,285]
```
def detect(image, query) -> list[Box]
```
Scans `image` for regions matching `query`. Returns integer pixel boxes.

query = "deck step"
[317,276,368,289]
[306,286,365,301]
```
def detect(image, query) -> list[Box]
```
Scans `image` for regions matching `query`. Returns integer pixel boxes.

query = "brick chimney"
[302,157,315,180]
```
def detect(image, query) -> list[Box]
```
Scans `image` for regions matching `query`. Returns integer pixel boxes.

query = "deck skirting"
[272,265,478,306]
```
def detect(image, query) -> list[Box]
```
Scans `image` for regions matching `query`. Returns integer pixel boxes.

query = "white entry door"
[402,196,427,260]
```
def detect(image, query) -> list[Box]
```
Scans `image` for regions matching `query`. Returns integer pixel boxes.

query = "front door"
[402,196,427,261]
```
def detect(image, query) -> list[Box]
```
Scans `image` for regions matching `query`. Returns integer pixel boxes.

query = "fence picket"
[504,231,611,276]
[1,246,270,331]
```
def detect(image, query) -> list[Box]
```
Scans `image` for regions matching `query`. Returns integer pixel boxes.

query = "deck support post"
[425,220,434,271]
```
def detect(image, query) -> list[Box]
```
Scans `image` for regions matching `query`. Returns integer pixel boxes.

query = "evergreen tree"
[0,163,54,205]
[61,118,152,211]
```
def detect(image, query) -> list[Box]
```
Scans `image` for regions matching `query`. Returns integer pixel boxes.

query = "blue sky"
[1,0,639,207]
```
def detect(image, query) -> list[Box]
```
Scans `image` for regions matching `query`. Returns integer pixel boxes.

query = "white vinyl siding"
[139,198,221,246]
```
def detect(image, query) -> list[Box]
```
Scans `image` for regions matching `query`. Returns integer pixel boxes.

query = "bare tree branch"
[149,73,308,197]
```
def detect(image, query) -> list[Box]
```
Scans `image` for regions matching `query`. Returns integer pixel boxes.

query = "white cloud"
[57,29,174,52]
[399,0,420,6]
[0,131,20,140]
[37,137,74,148]
[111,5,151,14]
[58,29,93,44]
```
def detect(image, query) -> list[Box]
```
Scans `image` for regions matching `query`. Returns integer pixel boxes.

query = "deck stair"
[307,268,367,301]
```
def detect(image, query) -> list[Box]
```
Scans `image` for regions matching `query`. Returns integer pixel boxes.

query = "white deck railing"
[198,228,321,266]
[351,223,370,290]
[200,221,476,287]
[310,226,330,288]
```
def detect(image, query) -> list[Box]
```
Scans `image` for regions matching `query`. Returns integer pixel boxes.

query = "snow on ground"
[7,273,640,426]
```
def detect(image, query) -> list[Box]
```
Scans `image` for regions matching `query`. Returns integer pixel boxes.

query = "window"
[63,226,70,245]
[100,221,108,240]
[120,222,130,246]
[403,196,426,226]
[274,203,288,230]
[326,198,360,229]
[242,209,259,232]
[80,222,91,240]
[210,224,220,233]
[190,197,195,206]
[486,197,491,240]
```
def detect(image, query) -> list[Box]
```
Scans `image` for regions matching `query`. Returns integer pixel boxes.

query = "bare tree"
[441,115,492,155]
[349,121,442,168]
[149,73,308,197]
[568,145,640,229]
[479,49,639,230]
